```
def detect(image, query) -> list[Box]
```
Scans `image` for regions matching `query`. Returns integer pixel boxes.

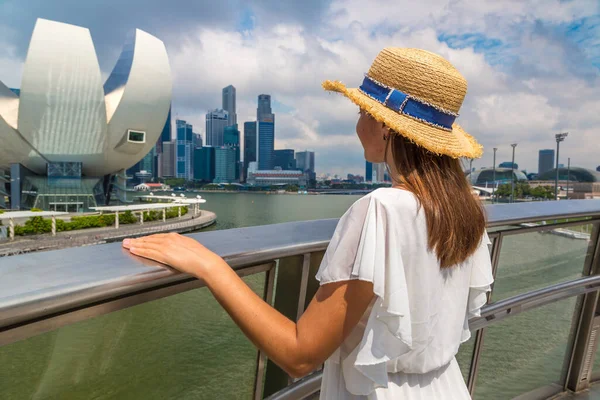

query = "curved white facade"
[0,18,171,177]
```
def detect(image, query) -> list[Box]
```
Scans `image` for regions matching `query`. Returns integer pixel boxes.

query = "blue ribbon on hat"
[358,75,457,131]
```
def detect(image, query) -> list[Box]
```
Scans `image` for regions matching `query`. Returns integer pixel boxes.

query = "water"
[172,191,363,230]
[0,193,593,399]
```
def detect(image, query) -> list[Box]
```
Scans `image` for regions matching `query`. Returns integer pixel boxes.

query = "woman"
[123,48,493,399]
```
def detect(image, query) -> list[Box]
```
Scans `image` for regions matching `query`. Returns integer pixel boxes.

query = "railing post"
[254,264,277,400]
[467,233,503,395]
[262,251,325,398]
[566,222,600,392]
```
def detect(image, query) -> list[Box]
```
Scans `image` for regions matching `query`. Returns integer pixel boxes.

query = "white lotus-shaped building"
[0,19,171,210]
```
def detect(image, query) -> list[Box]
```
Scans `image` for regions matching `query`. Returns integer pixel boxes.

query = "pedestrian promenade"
[0,211,216,257]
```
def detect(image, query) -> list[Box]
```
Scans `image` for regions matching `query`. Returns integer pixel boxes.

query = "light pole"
[492,147,497,203]
[510,143,517,203]
[566,157,570,200]
[469,158,473,184]
[555,132,569,200]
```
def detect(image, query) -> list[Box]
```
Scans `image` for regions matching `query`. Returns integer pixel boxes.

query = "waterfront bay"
[0,193,593,399]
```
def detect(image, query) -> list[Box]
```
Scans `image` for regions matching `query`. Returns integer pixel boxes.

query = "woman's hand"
[122,233,225,278]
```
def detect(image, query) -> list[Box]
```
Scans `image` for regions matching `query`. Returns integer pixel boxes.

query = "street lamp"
[510,143,517,203]
[555,132,569,200]
[492,147,497,203]
[566,157,571,200]
[469,158,473,185]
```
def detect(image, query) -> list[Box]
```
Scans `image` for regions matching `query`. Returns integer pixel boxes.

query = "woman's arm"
[123,233,374,378]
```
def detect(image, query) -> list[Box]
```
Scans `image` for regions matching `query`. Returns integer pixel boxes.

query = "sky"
[0,0,599,176]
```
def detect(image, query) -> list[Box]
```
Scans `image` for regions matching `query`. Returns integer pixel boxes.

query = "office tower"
[175,119,194,180]
[371,162,386,183]
[296,151,316,186]
[206,109,229,147]
[162,141,175,177]
[365,161,373,182]
[160,106,172,144]
[257,94,272,121]
[244,122,257,181]
[193,133,203,149]
[296,151,315,173]
[194,146,215,182]
[538,149,555,175]
[126,146,156,185]
[274,149,296,170]
[258,120,275,170]
[256,94,275,170]
[222,85,237,126]
[224,124,241,180]
[214,147,237,183]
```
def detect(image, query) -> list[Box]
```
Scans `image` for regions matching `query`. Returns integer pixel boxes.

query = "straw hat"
[323,48,482,159]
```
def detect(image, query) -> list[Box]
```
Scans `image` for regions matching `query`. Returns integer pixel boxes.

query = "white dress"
[316,188,493,399]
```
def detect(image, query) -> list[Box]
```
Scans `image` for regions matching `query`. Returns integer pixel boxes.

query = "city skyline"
[0,1,598,175]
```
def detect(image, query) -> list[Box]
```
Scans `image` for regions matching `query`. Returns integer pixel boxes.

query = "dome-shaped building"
[537,167,600,183]
[467,167,528,186]
[0,19,171,211]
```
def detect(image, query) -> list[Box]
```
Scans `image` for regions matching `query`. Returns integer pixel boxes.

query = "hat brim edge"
[322,80,483,159]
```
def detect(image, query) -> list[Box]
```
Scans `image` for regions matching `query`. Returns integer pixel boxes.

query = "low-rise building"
[134,183,169,191]
[570,183,600,200]
[247,169,307,187]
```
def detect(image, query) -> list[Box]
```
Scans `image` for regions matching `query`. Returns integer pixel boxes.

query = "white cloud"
[2,1,598,175]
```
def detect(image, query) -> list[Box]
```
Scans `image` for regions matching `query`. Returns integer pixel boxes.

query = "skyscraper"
[296,151,316,186]
[372,162,386,183]
[206,109,229,147]
[258,120,275,170]
[224,124,241,180]
[257,94,275,170]
[244,122,257,181]
[175,119,194,180]
[296,151,315,174]
[538,149,555,175]
[365,161,373,182]
[222,85,237,126]
[154,105,171,178]
[214,147,237,183]
[160,106,172,144]
[193,132,203,149]
[257,94,272,120]
[274,149,296,170]
[162,141,175,178]
[193,146,215,182]
[127,146,156,185]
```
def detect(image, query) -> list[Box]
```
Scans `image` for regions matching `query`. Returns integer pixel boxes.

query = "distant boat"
[173,187,186,192]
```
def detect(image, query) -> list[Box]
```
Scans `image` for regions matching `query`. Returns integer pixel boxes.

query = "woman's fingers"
[129,246,168,264]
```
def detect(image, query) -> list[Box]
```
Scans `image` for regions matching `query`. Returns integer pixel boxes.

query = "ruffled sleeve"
[315,193,414,395]
[462,231,494,342]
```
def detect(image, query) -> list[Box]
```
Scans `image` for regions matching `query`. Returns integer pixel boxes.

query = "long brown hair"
[387,133,486,268]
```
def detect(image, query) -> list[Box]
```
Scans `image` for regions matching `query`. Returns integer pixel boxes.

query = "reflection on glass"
[0,274,265,400]
[474,297,579,399]
[456,336,475,383]
[492,225,590,302]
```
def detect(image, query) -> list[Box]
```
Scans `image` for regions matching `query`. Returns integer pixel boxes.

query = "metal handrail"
[1,200,599,333]
[1,200,600,398]
[266,275,600,400]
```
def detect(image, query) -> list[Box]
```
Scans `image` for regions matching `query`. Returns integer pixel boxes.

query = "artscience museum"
[0,18,172,211]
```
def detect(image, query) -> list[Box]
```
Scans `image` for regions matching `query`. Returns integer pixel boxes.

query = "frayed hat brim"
[322,80,483,159]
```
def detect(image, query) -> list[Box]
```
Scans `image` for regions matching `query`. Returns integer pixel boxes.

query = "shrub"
[13,205,189,236]
[30,208,43,212]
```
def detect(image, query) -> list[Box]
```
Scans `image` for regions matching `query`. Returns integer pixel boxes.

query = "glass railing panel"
[0,273,266,400]
[473,297,580,399]
[456,335,475,383]
[492,224,591,302]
